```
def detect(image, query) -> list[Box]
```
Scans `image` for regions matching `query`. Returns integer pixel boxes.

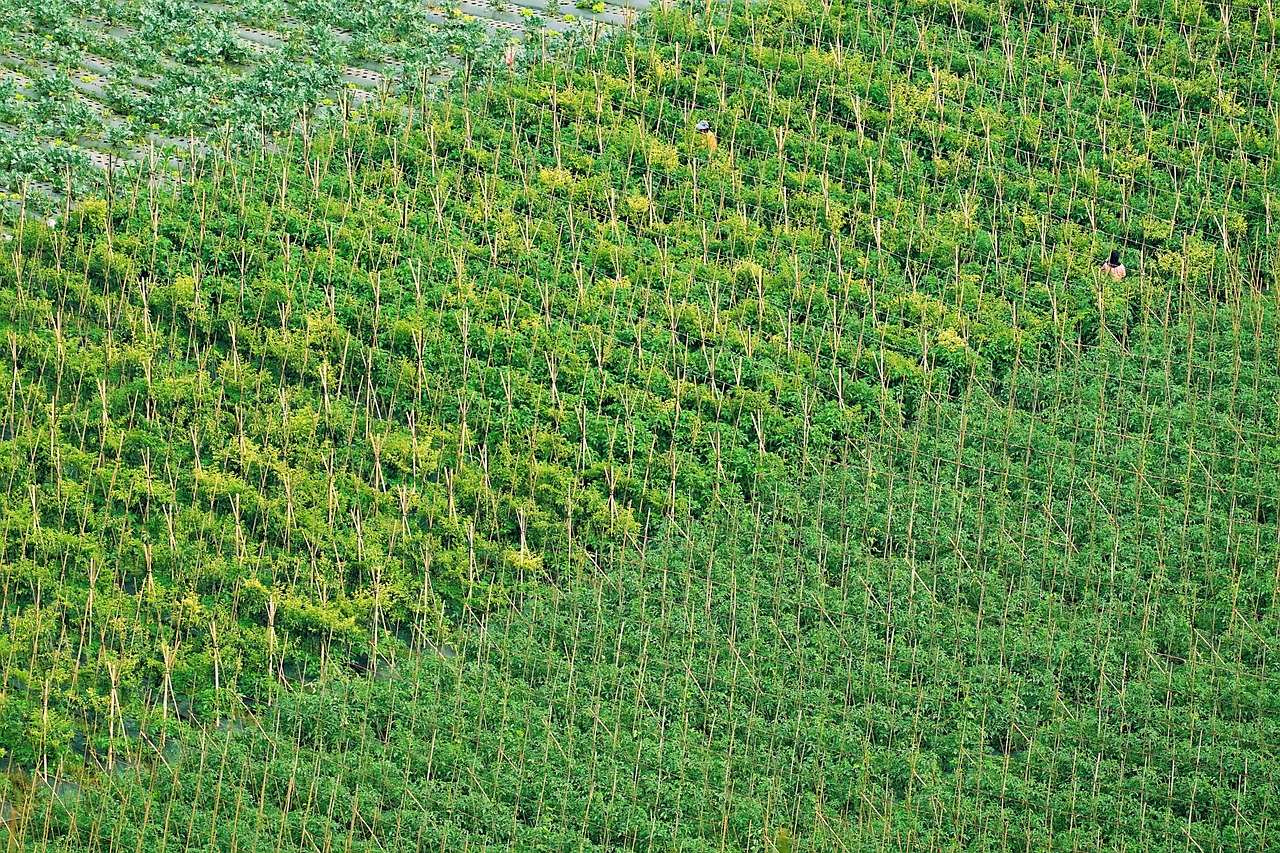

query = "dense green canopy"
[1,0,1278,849]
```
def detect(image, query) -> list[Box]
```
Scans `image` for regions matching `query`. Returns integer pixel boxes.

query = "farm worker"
[1100,249,1126,281]
[505,44,517,68]
[696,120,717,153]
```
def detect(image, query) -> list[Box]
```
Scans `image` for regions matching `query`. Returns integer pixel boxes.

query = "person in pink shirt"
[1101,249,1126,281]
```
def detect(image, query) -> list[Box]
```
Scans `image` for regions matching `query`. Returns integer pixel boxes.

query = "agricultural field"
[0,0,1279,850]
[0,0,637,206]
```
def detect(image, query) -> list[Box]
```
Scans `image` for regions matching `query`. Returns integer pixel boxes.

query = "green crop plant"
[0,0,1277,850]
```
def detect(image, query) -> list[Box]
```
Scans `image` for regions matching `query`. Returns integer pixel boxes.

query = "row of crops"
[0,0,1278,849]
[0,0,645,209]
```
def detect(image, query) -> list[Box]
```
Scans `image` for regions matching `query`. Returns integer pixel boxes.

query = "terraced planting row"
[0,0,647,210]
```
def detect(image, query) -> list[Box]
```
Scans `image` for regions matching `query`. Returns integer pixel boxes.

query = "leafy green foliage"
[0,0,1278,849]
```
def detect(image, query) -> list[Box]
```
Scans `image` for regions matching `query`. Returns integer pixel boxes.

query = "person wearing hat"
[1100,249,1126,281]
[696,120,717,153]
